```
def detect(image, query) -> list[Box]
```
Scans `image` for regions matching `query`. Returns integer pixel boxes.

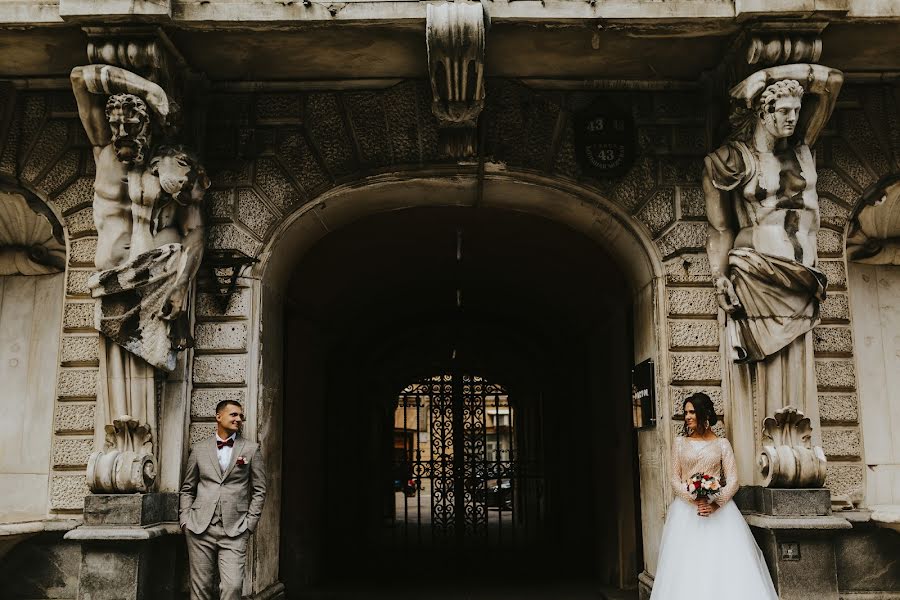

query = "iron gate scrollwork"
[390,373,541,550]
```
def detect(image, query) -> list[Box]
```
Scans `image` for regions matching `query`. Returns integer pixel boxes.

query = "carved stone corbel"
[426,0,486,159]
[745,23,824,67]
[758,406,827,488]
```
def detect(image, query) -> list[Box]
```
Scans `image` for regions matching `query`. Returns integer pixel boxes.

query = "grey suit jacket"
[179,435,267,537]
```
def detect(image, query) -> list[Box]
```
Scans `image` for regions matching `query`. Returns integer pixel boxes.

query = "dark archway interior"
[280,206,641,596]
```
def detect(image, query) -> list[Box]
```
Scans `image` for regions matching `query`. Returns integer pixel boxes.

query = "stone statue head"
[756,79,804,140]
[149,145,210,203]
[105,93,151,166]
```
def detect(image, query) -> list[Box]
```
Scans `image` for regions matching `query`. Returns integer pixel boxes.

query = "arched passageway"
[278,205,642,596]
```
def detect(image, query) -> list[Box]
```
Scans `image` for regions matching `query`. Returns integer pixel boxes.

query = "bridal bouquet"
[687,473,721,500]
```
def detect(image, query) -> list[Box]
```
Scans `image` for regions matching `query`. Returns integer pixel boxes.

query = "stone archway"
[228,170,670,596]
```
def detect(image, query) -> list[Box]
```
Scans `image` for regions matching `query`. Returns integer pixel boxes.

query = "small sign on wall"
[574,103,635,178]
[632,359,656,429]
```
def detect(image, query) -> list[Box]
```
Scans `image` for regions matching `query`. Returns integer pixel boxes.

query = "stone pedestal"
[64,493,183,600]
[739,487,852,600]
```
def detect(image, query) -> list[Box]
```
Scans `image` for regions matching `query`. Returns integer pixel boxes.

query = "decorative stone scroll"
[71,33,207,493]
[426,0,486,159]
[758,406,827,488]
[704,63,843,484]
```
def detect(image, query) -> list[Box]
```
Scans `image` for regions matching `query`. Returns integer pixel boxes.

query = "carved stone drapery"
[426,0,486,159]
[72,30,206,494]
[847,174,900,265]
[758,406,827,488]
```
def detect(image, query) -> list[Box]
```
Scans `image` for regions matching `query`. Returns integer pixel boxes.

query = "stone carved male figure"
[71,64,207,491]
[703,64,842,476]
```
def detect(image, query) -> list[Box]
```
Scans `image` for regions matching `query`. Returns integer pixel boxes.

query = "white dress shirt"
[216,432,236,473]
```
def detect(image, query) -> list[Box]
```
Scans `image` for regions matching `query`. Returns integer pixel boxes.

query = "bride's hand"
[697,500,719,517]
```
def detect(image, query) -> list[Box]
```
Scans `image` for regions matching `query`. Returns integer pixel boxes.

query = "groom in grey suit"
[180,399,267,600]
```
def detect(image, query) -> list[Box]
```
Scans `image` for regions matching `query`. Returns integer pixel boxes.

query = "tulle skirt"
[650,498,779,599]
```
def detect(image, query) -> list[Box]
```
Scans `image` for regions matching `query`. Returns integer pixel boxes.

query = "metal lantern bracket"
[202,249,258,310]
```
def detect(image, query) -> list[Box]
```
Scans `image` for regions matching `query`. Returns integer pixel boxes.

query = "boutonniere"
[236,456,247,466]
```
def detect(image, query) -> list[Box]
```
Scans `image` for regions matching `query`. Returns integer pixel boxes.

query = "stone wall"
[0,85,96,515]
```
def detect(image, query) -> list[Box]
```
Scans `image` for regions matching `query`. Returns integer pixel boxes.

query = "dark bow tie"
[217,438,235,450]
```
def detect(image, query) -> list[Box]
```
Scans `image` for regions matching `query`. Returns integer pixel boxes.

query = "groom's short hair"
[215,399,243,414]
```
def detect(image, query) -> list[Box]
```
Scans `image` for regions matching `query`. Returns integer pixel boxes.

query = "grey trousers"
[185,520,250,600]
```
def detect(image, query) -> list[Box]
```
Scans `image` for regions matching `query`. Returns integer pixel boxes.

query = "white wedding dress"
[650,436,779,599]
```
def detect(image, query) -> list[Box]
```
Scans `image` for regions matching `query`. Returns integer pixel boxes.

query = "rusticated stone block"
[53,176,94,214]
[678,186,706,219]
[68,237,97,267]
[820,293,850,322]
[60,335,99,364]
[819,260,847,290]
[671,386,724,416]
[825,463,863,501]
[667,288,718,317]
[819,196,852,230]
[50,474,89,510]
[816,228,844,257]
[196,289,250,318]
[193,355,247,385]
[39,148,80,196]
[65,206,96,237]
[52,437,94,468]
[656,222,706,259]
[22,120,67,182]
[55,403,95,433]
[254,157,302,213]
[659,157,702,185]
[817,168,858,205]
[636,188,676,237]
[57,368,98,399]
[813,327,854,355]
[304,92,355,176]
[277,132,330,196]
[610,156,658,213]
[831,139,875,190]
[818,394,858,424]
[822,428,862,459]
[191,388,247,419]
[670,353,721,385]
[207,189,235,219]
[665,254,712,285]
[668,320,719,349]
[815,359,856,391]
[236,188,277,240]
[195,322,248,352]
[207,223,260,257]
[63,302,94,330]
[189,422,216,447]
[66,269,92,296]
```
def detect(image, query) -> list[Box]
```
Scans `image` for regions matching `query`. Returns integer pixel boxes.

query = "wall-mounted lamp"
[202,249,258,310]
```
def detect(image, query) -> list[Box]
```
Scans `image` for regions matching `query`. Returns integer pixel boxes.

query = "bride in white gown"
[650,392,778,600]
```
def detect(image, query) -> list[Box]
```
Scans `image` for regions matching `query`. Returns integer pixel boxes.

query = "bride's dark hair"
[683,392,717,436]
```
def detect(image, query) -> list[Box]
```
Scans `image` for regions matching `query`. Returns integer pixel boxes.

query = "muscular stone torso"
[734,144,819,267]
[93,144,182,269]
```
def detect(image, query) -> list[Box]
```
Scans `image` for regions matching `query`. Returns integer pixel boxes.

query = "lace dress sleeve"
[670,437,695,503]
[715,438,740,506]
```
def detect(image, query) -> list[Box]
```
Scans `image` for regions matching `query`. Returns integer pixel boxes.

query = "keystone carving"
[426,0,486,159]
[758,406,827,488]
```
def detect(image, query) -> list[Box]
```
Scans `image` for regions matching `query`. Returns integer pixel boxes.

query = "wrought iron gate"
[389,373,541,550]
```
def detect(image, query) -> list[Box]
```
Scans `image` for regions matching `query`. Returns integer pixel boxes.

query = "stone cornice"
[2,0,899,27]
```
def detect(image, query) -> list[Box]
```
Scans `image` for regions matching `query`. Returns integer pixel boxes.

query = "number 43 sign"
[574,102,635,178]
